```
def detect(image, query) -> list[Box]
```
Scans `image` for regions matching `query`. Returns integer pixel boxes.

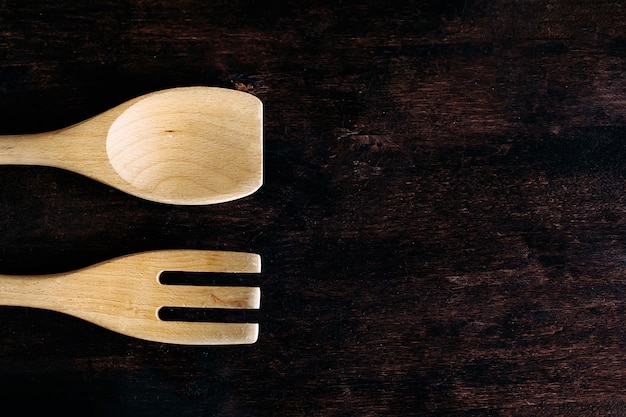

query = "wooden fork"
[0,250,261,345]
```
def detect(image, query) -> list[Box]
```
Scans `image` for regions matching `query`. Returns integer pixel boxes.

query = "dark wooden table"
[1,1,625,415]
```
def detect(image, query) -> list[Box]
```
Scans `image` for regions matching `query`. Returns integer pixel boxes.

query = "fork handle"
[0,273,70,312]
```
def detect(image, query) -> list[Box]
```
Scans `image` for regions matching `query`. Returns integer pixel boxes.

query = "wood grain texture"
[0,87,263,205]
[0,250,261,345]
[0,0,625,415]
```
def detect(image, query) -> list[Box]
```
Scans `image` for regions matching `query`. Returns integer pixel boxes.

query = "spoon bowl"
[0,87,263,205]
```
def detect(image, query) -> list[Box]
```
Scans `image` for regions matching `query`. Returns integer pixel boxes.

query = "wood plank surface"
[0,1,625,415]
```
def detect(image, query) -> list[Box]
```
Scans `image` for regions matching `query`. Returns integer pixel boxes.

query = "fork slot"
[158,307,261,323]
[159,271,261,286]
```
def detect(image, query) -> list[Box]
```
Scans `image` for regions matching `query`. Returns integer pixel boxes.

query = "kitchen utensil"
[0,250,261,345]
[0,87,263,205]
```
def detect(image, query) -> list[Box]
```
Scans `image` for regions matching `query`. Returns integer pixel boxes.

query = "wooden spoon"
[0,87,263,205]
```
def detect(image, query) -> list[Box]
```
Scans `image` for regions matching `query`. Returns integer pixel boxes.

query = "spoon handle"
[0,129,105,173]
[0,132,59,165]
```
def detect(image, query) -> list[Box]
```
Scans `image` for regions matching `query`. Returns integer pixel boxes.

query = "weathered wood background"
[1,1,625,415]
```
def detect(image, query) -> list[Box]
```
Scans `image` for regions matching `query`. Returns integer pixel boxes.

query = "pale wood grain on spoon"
[0,87,263,205]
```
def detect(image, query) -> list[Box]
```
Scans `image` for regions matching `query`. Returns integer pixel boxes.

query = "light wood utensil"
[0,87,263,205]
[0,250,261,345]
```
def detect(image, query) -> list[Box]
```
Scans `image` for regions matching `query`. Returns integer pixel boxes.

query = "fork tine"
[157,285,260,309]
[137,322,259,345]
[151,250,261,274]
